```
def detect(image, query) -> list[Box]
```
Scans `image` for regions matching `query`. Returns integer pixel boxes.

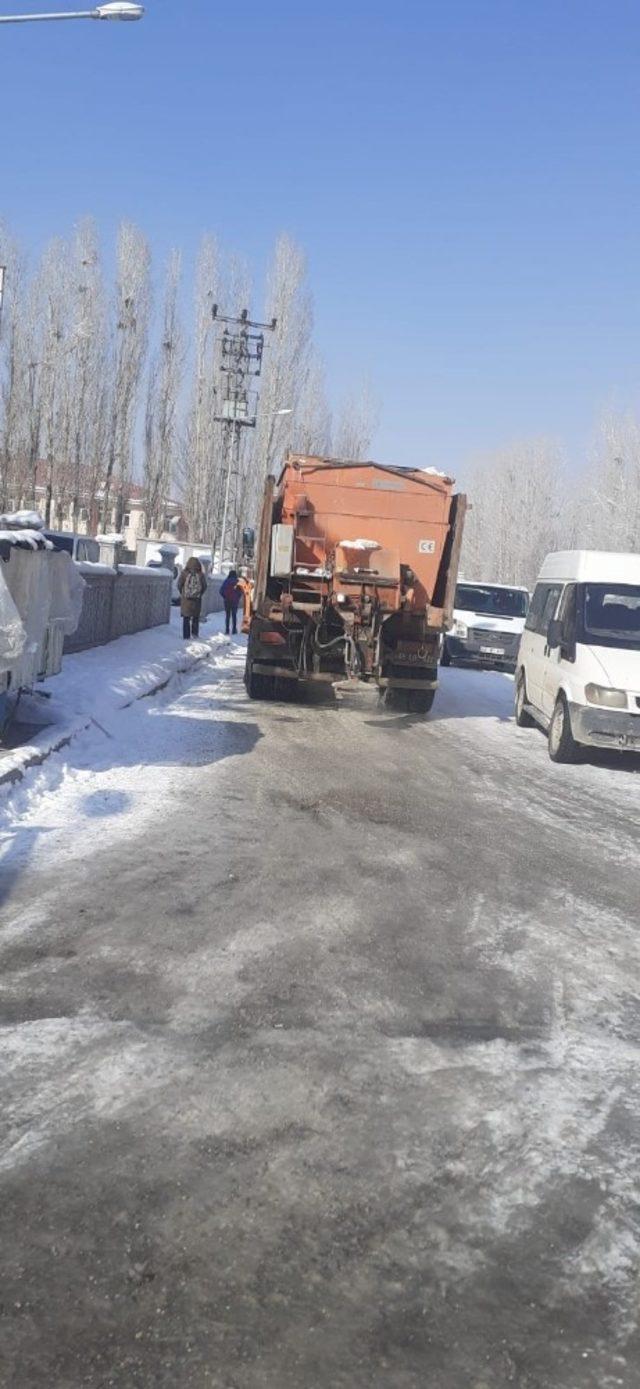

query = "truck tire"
[407,688,436,714]
[245,663,274,701]
[515,671,534,727]
[548,693,580,763]
[384,687,406,711]
[441,643,451,667]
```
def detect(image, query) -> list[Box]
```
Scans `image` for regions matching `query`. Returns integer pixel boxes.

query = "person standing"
[237,567,254,633]
[220,569,242,635]
[178,555,207,639]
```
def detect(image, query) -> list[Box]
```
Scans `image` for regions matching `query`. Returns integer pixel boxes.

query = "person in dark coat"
[178,556,207,639]
[219,569,243,635]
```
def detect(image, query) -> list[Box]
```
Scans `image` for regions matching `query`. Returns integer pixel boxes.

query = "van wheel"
[515,671,534,727]
[548,694,580,763]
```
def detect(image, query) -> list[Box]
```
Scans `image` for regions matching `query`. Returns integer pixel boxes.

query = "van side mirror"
[547,618,563,649]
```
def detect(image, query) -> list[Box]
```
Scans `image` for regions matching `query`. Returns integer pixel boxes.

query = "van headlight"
[452,619,468,639]
[585,683,628,709]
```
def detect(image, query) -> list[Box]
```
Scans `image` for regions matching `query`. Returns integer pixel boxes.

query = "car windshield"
[583,584,640,643]
[455,584,528,618]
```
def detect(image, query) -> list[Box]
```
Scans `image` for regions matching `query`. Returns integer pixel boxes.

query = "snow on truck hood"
[453,607,526,635]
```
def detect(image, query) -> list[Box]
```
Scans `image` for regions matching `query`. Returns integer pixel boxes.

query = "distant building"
[4,467,188,555]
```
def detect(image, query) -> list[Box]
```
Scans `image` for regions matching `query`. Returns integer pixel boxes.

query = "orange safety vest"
[237,576,254,632]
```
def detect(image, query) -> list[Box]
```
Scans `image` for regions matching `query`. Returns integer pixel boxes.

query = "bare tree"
[248,234,313,521]
[578,410,640,551]
[102,221,151,531]
[461,437,566,588]
[67,218,107,532]
[36,237,75,526]
[333,378,379,460]
[179,236,222,544]
[291,353,332,455]
[143,250,183,537]
[0,224,33,509]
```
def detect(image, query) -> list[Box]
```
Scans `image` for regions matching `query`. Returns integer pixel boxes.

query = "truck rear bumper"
[250,662,334,683]
[249,662,438,691]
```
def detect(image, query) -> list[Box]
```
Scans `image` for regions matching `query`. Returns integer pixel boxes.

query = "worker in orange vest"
[237,568,254,633]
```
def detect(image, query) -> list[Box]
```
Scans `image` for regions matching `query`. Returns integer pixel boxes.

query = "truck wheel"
[407,688,436,715]
[441,644,451,667]
[245,664,274,700]
[384,687,407,711]
[515,671,534,727]
[548,693,580,763]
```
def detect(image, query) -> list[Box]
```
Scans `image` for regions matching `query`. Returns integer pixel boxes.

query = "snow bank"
[0,611,231,794]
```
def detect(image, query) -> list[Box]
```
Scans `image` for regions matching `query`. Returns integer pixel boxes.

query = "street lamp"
[0,2,143,22]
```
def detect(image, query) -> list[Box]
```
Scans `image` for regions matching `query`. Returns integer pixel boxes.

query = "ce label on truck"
[418,539,436,554]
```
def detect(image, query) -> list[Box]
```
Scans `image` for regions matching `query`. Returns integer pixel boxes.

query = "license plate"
[480,646,503,655]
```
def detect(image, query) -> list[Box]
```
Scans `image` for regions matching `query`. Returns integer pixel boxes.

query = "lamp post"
[0,2,143,22]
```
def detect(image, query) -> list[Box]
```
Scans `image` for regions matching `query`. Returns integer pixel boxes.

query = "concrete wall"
[202,573,225,617]
[64,565,172,655]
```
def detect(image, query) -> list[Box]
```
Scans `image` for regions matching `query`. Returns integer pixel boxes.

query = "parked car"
[442,581,529,672]
[515,550,640,762]
[43,530,100,564]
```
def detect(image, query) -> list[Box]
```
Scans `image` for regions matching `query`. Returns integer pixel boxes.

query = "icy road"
[2,642,640,1389]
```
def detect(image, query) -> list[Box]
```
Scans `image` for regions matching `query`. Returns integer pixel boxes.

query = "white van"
[515,550,640,761]
[442,581,529,672]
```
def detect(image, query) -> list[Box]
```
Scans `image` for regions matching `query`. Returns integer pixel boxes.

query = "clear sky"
[1,0,640,480]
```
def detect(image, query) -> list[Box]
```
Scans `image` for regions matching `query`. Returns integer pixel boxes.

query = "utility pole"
[211,307,276,569]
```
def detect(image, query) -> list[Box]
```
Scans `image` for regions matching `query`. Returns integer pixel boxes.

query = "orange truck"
[245,454,467,712]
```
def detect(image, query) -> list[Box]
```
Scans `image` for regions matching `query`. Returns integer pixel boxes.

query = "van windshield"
[582,584,640,648]
[455,584,528,618]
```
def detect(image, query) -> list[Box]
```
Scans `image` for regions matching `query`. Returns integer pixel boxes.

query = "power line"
[211,305,276,568]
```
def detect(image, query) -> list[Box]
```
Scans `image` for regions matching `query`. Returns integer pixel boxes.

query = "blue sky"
[1,0,640,480]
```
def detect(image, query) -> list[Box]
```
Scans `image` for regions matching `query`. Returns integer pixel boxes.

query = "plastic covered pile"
[0,545,85,681]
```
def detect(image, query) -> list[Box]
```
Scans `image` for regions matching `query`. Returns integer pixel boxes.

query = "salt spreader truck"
[244,454,467,712]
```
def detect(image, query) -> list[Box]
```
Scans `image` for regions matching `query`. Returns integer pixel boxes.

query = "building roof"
[23,464,182,510]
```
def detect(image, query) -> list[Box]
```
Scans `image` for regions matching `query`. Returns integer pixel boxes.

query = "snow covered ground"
[2,645,640,1387]
[0,608,231,791]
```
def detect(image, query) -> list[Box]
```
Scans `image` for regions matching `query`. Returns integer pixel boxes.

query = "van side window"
[525,583,563,635]
[540,584,563,634]
[525,584,548,633]
[559,583,577,653]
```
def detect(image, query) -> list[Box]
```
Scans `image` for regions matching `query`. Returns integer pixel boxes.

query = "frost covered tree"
[577,411,640,551]
[248,235,313,518]
[333,379,379,460]
[36,236,76,526]
[179,236,222,545]
[102,221,151,531]
[0,218,382,545]
[0,223,33,508]
[143,250,183,536]
[291,354,332,456]
[67,219,108,532]
[461,438,565,588]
